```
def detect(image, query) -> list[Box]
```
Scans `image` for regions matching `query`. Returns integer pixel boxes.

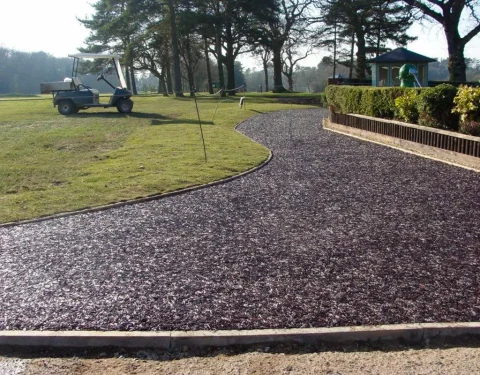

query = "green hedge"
[325,84,460,131]
[325,86,410,118]
[416,84,459,131]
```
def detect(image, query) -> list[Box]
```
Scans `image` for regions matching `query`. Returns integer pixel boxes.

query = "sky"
[1,0,479,70]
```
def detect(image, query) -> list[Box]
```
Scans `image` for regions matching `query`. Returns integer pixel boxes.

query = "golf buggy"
[41,53,133,115]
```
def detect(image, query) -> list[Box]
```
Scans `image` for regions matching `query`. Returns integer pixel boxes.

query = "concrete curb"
[1,323,480,349]
[0,120,272,228]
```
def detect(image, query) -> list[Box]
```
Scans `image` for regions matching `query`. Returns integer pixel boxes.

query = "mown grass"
[0,93,318,223]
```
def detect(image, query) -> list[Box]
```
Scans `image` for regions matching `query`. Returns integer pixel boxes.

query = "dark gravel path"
[1,109,480,331]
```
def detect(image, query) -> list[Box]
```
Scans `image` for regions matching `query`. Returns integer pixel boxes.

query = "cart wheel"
[57,100,77,115]
[116,98,134,113]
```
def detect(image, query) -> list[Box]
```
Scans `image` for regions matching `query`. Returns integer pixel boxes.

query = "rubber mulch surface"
[1,109,479,331]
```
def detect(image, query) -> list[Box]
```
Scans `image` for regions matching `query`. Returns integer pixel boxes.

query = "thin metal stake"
[212,89,223,122]
[193,92,208,163]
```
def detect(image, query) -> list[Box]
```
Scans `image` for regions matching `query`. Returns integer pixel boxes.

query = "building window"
[391,65,401,86]
[378,65,389,86]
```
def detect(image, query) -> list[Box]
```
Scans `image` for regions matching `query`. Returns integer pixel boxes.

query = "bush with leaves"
[325,86,409,118]
[452,85,480,136]
[361,88,407,118]
[416,84,459,131]
[326,84,465,132]
[394,89,419,123]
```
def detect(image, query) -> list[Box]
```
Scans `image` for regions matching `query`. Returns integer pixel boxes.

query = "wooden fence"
[329,111,480,158]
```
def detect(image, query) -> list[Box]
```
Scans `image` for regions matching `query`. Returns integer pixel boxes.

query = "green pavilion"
[368,47,436,87]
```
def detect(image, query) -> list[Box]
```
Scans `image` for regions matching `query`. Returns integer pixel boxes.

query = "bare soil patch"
[4,338,480,374]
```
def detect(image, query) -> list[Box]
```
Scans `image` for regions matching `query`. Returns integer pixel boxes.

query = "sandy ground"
[2,340,480,375]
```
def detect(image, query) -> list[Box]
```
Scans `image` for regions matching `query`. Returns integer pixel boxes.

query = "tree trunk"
[355,30,367,79]
[263,61,269,92]
[447,48,467,82]
[215,28,226,97]
[272,45,286,93]
[167,0,184,97]
[402,0,477,82]
[445,25,467,82]
[349,32,355,79]
[287,74,293,91]
[157,79,162,94]
[125,66,131,90]
[225,55,235,96]
[157,73,168,96]
[129,65,137,95]
[184,36,195,97]
[225,20,236,96]
[204,36,214,94]
[333,21,337,79]
[165,60,173,94]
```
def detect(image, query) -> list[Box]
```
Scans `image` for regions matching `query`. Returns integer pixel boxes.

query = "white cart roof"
[68,53,120,59]
[68,53,127,89]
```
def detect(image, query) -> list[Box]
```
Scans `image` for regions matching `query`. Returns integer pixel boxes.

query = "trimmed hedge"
[325,86,411,118]
[417,84,459,131]
[325,84,460,131]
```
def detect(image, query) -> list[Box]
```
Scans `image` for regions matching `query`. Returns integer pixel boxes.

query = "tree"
[178,33,204,95]
[313,0,414,79]
[194,1,216,94]
[253,46,272,92]
[234,61,246,89]
[256,0,314,92]
[0,48,73,94]
[166,0,185,97]
[202,35,214,94]
[115,0,174,96]
[199,0,277,95]
[199,0,226,96]
[78,0,147,94]
[176,1,204,95]
[282,35,314,91]
[367,1,415,57]
[130,22,171,96]
[402,0,480,82]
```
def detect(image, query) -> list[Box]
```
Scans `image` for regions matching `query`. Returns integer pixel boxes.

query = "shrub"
[452,86,480,136]
[416,84,459,131]
[325,85,363,114]
[325,86,409,118]
[453,86,480,123]
[394,89,420,123]
[326,84,463,132]
[361,88,406,118]
[459,120,480,136]
[318,92,327,107]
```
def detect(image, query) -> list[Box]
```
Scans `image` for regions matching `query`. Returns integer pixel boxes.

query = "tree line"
[75,0,479,95]
[1,48,479,96]
[0,48,132,95]
[0,49,71,95]
[1,0,479,96]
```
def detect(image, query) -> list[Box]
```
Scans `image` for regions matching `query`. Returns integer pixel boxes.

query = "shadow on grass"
[74,111,213,126]
[151,118,214,126]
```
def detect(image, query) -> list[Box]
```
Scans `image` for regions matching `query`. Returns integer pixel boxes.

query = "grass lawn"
[0,93,319,223]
